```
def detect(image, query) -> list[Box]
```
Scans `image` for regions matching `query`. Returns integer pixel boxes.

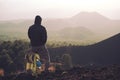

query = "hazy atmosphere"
[0,0,120,79]
[0,0,120,20]
[0,0,120,44]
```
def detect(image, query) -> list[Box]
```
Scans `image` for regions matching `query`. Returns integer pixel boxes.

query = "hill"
[45,12,120,35]
[71,33,120,65]
[0,12,120,44]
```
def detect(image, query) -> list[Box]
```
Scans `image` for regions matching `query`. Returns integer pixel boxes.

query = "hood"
[34,15,42,25]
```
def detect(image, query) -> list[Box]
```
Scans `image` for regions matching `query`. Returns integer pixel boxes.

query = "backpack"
[26,52,35,63]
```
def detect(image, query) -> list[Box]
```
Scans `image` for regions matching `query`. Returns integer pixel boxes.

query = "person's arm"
[41,27,47,45]
[28,27,31,39]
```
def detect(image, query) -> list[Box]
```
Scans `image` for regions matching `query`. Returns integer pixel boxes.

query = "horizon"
[0,11,119,21]
[0,0,120,20]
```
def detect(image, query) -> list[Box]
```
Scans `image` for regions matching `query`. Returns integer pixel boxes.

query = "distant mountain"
[71,12,110,30]
[70,12,120,35]
[49,12,119,42]
[71,33,120,65]
[0,12,120,43]
[44,12,120,41]
[71,12,110,26]
[47,12,120,35]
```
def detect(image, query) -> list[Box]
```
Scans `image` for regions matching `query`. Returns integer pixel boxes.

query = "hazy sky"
[0,0,120,20]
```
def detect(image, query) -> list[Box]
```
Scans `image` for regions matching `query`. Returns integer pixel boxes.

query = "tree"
[62,53,73,70]
[0,52,13,74]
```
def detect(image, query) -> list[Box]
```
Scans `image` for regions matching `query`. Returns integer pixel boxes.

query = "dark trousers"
[31,45,50,71]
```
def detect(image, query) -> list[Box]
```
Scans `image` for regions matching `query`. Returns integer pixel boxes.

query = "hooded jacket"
[28,16,47,46]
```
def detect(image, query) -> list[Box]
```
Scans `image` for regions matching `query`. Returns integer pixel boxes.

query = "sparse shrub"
[62,54,73,70]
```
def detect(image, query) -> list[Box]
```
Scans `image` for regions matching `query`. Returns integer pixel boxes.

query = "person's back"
[28,16,47,47]
[28,15,50,72]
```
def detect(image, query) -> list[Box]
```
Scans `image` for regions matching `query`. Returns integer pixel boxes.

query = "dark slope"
[71,33,120,65]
